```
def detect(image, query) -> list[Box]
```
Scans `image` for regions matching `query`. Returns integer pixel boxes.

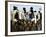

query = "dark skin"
[23,8,26,13]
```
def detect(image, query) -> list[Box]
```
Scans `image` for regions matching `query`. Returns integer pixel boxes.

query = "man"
[12,6,19,22]
[29,7,34,20]
[11,6,19,31]
[22,7,26,20]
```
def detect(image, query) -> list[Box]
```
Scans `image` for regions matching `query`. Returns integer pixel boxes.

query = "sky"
[10,4,42,12]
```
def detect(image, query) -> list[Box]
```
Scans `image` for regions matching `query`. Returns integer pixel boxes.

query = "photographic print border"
[5,1,45,36]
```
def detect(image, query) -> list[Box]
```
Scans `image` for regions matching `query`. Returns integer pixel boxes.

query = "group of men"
[11,6,42,31]
[11,6,41,23]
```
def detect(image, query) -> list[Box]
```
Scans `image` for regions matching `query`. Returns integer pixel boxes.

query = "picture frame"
[5,1,45,36]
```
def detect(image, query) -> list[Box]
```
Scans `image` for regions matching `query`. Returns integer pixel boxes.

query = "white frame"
[6,1,45,36]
